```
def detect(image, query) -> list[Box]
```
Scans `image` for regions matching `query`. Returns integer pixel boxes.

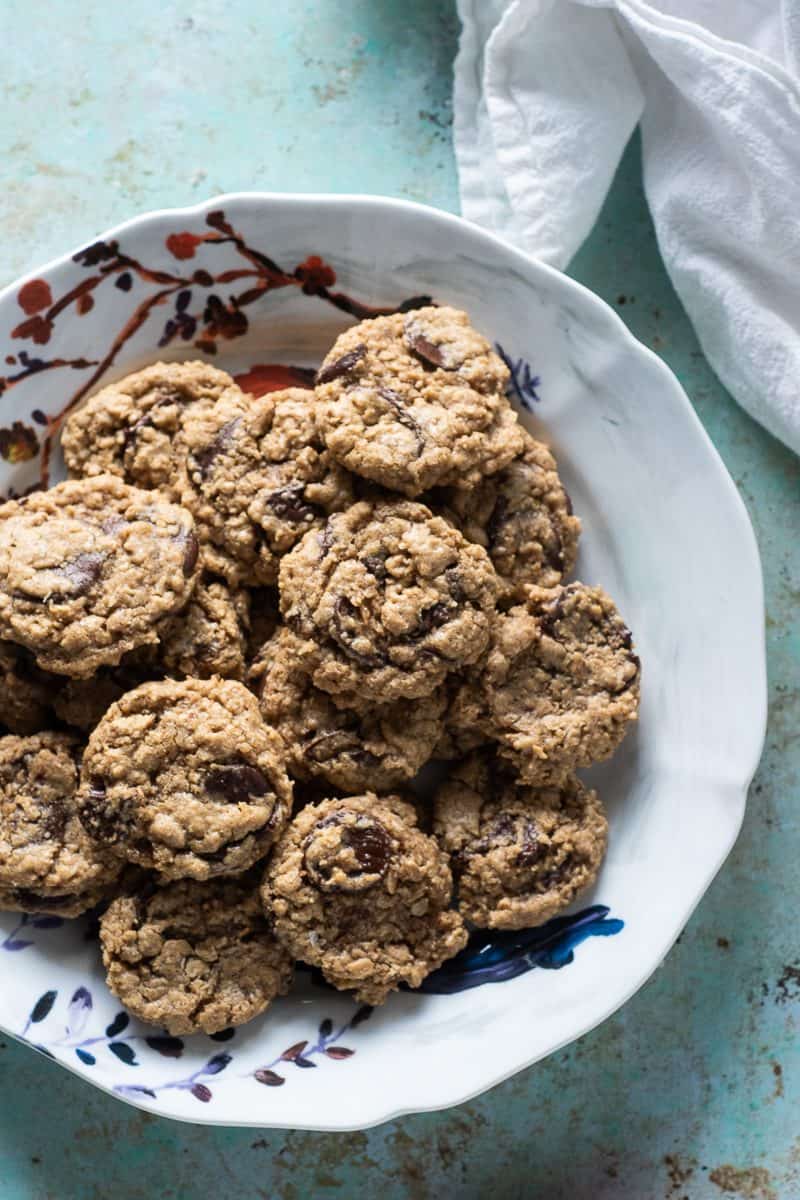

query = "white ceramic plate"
[0,194,766,1129]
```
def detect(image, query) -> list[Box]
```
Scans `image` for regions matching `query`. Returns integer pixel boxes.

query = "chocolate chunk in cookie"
[100,873,293,1035]
[314,307,523,496]
[62,360,241,495]
[0,476,200,677]
[279,499,499,703]
[179,387,353,586]
[263,794,467,1003]
[429,429,581,599]
[250,627,446,792]
[433,751,607,928]
[78,677,293,880]
[0,732,121,915]
[453,583,640,780]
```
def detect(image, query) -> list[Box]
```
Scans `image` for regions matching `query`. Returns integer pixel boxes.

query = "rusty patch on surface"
[664,1153,695,1196]
[772,1061,784,1099]
[709,1165,776,1199]
[775,963,800,1004]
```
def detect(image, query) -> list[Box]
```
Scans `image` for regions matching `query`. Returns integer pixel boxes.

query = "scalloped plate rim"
[0,191,767,1130]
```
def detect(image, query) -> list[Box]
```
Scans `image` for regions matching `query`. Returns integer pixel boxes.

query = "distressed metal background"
[0,3,797,1197]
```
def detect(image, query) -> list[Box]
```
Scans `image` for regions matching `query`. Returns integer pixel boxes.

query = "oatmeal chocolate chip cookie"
[157,576,249,681]
[100,873,293,1035]
[0,476,200,678]
[314,307,523,496]
[250,627,446,792]
[0,732,121,915]
[458,582,640,780]
[263,794,467,1004]
[429,429,581,599]
[61,360,241,495]
[78,677,293,881]
[0,641,56,734]
[279,499,499,703]
[179,387,353,586]
[54,579,249,729]
[433,751,607,928]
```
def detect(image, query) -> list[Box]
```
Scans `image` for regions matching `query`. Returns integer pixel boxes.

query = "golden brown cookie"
[0,476,199,677]
[0,732,121,915]
[61,360,241,496]
[100,873,293,1034]
[450,583,640,780]
[179,387,354,585]
[250,627,446,792]
[157,576,249,681]
[279,499,499,703]
[53,579,249,730]
[429,429,581,600]
[77,677,293,880]
[433,752,607,928]
[314,307,522,496]
[263,794,467,1004]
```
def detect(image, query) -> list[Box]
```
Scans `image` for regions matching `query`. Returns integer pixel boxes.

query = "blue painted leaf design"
[318,1018,333,1038]
[109,1041,138,1066]
[191,1083,212,1103]
[75,1048,96,1066]
[418,905,624,993]
[495,343,542,409]
[66,987,92,1036]
[105,1012,129,1038]
[294,1056,317,1069]
[145,1036,184,1059]
[350,1005,373,1027]
[202,1053,231,1076]
[176,290,192,312]
[30,990,57,1024]
[117,1085,157,1099]
[209,1027,235,1042]
[3,939,33,951]
[31,916,64,929]
[254,1069,284,1087]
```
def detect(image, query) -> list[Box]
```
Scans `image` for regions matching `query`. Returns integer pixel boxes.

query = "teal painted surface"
[0,2,798,1197]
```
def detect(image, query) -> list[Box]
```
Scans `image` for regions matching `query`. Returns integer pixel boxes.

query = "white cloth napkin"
[454,0,800,457]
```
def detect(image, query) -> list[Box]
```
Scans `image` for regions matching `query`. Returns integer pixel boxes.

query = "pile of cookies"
[0,306,640,1035]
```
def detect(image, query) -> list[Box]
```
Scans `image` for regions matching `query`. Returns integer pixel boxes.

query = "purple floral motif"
[13,975,371,1106]
[496,342,542,410]
[115,1008,372,1104]
[6,907,621,1105]
[1,912,64,952]
[117,1051,232,1103]
[16,987,188,1069]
